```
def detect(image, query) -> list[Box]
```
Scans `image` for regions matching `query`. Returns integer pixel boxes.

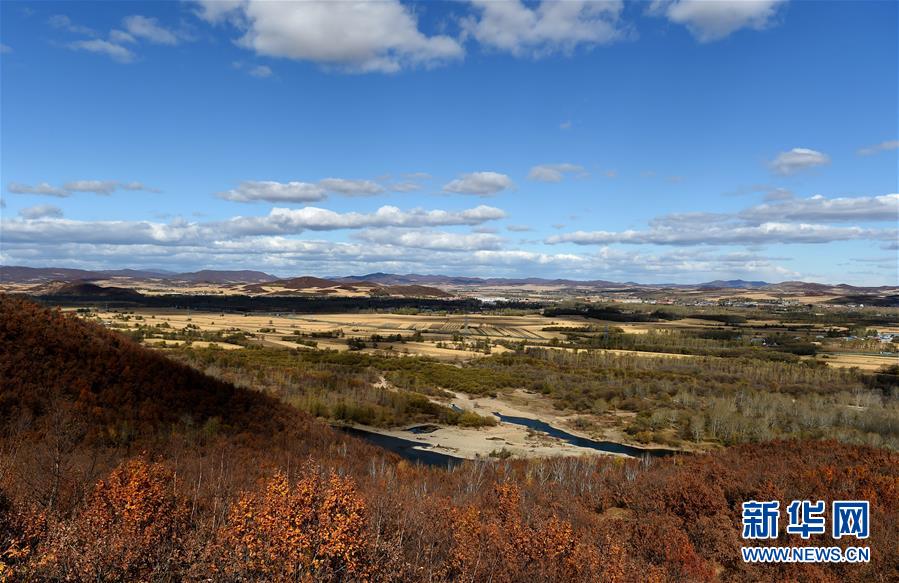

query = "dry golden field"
[66,308,574,360]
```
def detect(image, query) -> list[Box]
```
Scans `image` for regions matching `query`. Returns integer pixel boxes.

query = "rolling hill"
[0,294,302,441]
[0,266,277,284]
[245,276,452,298]
[34,281,146,301]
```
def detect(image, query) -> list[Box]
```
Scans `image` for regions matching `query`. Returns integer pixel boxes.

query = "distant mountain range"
[336,272,897,293]
[243,276,452,298]
[1,266,896,294]
[0,265,278,284]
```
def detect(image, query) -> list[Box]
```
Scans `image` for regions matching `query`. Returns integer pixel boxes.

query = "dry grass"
[68,308,573,360]
[819,352,898,371]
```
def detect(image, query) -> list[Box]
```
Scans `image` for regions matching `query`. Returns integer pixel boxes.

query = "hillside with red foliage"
[1,295,897,581]
[0,295,298,441]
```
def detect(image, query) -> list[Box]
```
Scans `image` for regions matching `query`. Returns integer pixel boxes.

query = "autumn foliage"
[36,458,189,581]
[212,465,369,582]
[2,295,898,581]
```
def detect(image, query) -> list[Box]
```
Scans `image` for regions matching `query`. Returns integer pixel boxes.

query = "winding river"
[338,426,464,467]
[491,412,678,458]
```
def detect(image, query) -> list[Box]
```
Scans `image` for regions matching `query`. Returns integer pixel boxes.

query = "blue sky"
[1,0,896,284]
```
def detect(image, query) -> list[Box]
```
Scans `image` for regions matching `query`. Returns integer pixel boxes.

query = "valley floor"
[351,386,694,460]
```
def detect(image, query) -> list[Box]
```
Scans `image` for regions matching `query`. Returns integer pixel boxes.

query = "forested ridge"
[1,295,898,582]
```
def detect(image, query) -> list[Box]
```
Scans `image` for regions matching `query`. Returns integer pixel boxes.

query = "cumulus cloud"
[769,147,830,175]
[249,64,272,77]
[857,140,899,156]
[465,0,627,56]
[647,0,787,42]
[67,39,135,63]
[7,182,70,197]
[548,223,892,246]
[233,60,274,77]
[222,205,506,236]
[63,180,121,195]
[763,187,794,201]
[194,0,244,24]
[1,217,207,246]
[318,178,384,196]
[355,229,503,251]
[740,194,899,223]
[19,205,63,220]
[49,14,97,36]
[527,163,586,182]
[387,182,422,193]
[55,13,186,63]
[8,180,157,197]
[0,204,506,248]
[548,194,898,246]
[217,178,387,203]
[217,181,326,203]
[443,172,513,196]
[196,0,463,73]
[0,233,810,282]
[506,224,533,232]
[123,15,180,45]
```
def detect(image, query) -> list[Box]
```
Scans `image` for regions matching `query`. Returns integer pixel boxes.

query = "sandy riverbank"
[352,388,679,460]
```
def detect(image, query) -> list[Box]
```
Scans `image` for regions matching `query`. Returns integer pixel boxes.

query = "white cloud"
[217,178,387,203]
[0,44,12,54]
[318,178,384,196]
[194,0,245,24]
[121,181,157,192]
[19,205,63,220]
[1,217,206,246]
[123,15,180,45]
[547,194,898,247]
[63,180,120,195]
[769,147,830,175]
[217,181,326,203]
[197,0,463,73]
[465,0,627,56]
[49,14,97,36]
[648,0,787,42]
[55,14,186,63]
[8,180,157,196]
[762,187,793,201]
[249,64,272,78]
[68,39,135,63]
[740,194,899,223]
[0,233,809,282]
[109,29,136,44]
[527,163,586,182]
[356,229,503,251]
[506,224,533,232]
[548,223,892,246]
[7,182,70,197]
[559,120,573,130]
[443,172,513,196]
[1,205,507,247]
[387,182,422,193]
[857,140,899,156]
[223,205,506,236]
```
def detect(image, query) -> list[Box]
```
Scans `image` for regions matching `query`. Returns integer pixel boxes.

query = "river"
[338,426,465,467]
[492,412,678,457]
